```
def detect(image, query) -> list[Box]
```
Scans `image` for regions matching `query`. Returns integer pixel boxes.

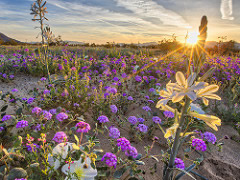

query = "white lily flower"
[167,71,207,103]
[196,84,221,106]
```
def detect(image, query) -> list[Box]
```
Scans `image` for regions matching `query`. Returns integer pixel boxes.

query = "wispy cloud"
[114,0,191,28]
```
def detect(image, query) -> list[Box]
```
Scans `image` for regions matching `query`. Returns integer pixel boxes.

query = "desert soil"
[1,74,240,180]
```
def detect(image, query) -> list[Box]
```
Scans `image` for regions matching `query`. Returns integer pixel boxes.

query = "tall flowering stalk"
[159,16,222,180]
[30,0,51,82]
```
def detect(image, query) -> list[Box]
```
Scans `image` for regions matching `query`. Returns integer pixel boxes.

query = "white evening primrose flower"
[62,156,97,180]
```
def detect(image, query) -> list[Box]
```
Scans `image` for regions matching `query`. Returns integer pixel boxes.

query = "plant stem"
[163,97,191,180]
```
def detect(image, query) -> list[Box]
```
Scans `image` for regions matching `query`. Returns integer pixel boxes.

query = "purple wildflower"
[16,120,28,128]
[52,131,68,143]
[42,110,52,120]
[125,146,138,158]
[137,124,148,133]
[9,75,14,79]
[149,88,155,93]
[109,127,120,139]
[175,158,185,169]
[127,96,133,100]
[49,109,57,115]
[74,103,80,107]
[101,152,117,168]
[128,116,138,125]
[142,106,151,112]
[117,137,131,151]
[152,116,162,124]
[97,115,109,123]
[11,88,18,93]
[192,138,207,151]
[76,121,91,133]
[0,127,4,132]
[203,132,217,144]
[2,115,12,121]
[27,97,35,104]
[26,143,39,152]
[110,105,118,114]
[32,107,42,116]
[137,118,145,123]
[40,77,47,81]
[113,77,119,81]
[163,111,174,118]
[56,112,68,121]
[135,75,142,82]
[43,89,50,94]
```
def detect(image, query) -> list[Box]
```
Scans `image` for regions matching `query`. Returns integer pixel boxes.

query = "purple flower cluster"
[135,75,142,82]
[152,116,161,124]
[97,115,109,123]
[52,131,68,143]
[163,111,174,118]
[127,96,133,100]
[40,77,47,81]
[128,116,138,125]
[149,88,155,93]
[49,109,57,115]
[11,88,18,93]
[142,106,151,112]
[56,112,68,121]
[110,105,118,114]
[137,124,148,133]
[137,118,145,123]
[117,137,131,151]
[27,97,35,104]
[32,107,42,116]
[203,132,217,144]
[26,143,39,152]
[125,146,138,158]
[101,152,118,168]
[175,158,185,169]
[42,110,52,120]
[192,138,207,151]
[109,127,120,139]
[75,121,91,133]
[2,115,12,121]
[16,120,28,128]
[0,127,4,132]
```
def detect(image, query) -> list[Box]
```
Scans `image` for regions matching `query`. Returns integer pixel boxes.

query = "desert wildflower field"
[0,0,240,180]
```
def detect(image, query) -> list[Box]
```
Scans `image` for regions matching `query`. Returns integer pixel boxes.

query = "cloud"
[114,0,191,28]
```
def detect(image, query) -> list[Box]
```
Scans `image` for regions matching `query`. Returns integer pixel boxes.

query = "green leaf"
[16,108,23,115]
[150,155,159,162]
[135,153,142,160]
[174,168,196,180]
[128,177,138,180]
[134,160,145,165]
[113,167,127,179]
[1,105,8,112]
[74,134,79,145]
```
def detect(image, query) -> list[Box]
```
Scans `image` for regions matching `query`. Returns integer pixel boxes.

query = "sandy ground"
[1,74,240,180]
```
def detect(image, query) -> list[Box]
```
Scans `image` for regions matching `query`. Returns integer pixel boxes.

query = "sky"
[0,0,240,44]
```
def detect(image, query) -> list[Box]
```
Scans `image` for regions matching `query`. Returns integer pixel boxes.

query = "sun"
[186,31,199,45]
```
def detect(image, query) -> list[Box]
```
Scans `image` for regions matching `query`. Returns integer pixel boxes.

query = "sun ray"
[123,46,184,82]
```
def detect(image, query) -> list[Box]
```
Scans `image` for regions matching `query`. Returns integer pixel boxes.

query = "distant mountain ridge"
[0,32,22,44]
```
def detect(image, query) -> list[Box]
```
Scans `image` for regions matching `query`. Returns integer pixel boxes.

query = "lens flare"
[187,31,199,45]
